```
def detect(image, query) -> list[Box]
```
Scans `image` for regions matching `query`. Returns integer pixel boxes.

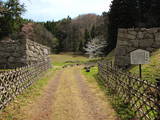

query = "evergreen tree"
[90,25,96,39]
[0,0,25,38]
[147,0,160,27]
[43,20,56,34]
[108,0,137,51]
[84,29,90,47]
[79,40,84,53]
[136,0,152,27]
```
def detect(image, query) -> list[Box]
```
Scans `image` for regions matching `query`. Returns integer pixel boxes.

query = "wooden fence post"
[156,78,160,120]
[127,73,132,104]
[110,61,112,68]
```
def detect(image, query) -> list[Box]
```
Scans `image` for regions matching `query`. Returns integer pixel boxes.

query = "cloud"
[21,0,112,21]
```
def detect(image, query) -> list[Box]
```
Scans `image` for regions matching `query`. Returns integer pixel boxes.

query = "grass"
[130,49,160,83]
[97,75,136,119]
[50,53,89,67]
[82,66,98,78]
[0,67,57,120]
[50,52,101,67]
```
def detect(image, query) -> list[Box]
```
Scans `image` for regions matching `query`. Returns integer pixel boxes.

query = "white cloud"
[21,0,112,21]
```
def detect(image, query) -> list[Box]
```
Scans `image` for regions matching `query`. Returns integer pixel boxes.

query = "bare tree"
[84,37,107,58]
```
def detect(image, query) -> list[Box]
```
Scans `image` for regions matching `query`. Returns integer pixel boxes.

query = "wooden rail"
[98,61,160,120]
[0,59,51,110]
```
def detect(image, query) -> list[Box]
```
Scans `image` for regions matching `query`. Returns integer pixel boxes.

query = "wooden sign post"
[130,49,150,79]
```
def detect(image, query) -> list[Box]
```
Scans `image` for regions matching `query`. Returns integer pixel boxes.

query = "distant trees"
[40,13,111,54]
[43,20,56,35]
[21,23,59,53]
[94,12,109,54]
[84,37,107,58]
[84,29,91,47]
[0,0,25,38]
[147,0,160,27]
[90,25,96,39]
[41,14,102,53]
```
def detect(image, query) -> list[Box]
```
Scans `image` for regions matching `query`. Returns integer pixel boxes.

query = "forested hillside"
[40,13,109,54]
[21,23,58,53]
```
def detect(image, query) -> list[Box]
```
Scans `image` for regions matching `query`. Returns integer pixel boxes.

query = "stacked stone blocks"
[0,39,50,69]
[115,28,160,68]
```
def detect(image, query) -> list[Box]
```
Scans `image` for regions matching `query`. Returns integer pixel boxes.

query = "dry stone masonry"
[115,28,160,68]
[0,38,50,69]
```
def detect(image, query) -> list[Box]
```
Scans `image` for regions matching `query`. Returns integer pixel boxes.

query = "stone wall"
[26,39,50,64]
[115,28,160,68]
[0,39,50,68]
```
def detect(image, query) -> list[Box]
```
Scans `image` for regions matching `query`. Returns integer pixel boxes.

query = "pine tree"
[90,25,96,39]
[0,0,25,38]
[84,29,91,47]
[147,0,160,27]
[79,40,84,53]
[108,0,137,50]
[136,0,152,27]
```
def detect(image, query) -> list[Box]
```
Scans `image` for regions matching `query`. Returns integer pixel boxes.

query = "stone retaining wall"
[0,39,50,68]
[26,39,50,64]
[115,28,160,68]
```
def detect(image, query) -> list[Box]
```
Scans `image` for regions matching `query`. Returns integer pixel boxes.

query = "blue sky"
[20,0,112,22]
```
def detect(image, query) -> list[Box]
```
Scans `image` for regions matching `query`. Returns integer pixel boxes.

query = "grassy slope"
[103,48,160,83]
[130,49,160,83]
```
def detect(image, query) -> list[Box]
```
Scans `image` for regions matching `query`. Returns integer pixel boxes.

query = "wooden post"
[139,64,142,79]
[127,73,132,104]
[110,61,112,68]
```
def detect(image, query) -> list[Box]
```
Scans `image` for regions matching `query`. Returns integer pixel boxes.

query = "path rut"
[24,66,117,120]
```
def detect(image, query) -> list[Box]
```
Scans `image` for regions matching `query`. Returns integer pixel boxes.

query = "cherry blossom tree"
[84,37,107,58]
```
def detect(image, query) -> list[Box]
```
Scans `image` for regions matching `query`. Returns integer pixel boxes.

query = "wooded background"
[1,0,160,56]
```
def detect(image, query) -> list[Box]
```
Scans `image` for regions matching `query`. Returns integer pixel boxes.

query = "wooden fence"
[98,61,160,120]
[0,59,51,110]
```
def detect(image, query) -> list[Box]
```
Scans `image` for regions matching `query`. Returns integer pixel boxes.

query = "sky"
[20,0,112,22]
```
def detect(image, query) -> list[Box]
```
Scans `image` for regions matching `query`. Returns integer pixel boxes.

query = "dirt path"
[25,66,117,120]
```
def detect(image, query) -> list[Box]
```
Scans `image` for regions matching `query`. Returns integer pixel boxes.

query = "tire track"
[25,70,62,120]
[52,68,94,120]
[74,67,117,120]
